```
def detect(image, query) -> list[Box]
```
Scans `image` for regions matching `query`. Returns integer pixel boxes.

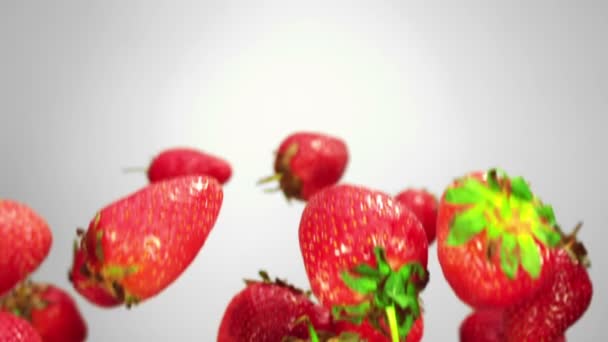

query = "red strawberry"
[0,200,53,296]
[258,132,349,201]
[0,312,42,342]
[0,281,87,342]
[69,175,223,308]
[437,168,562,309]
[395,189,438,244]
[217,271,333,342]
[333,315,424,342]
[503,223,592,342]
[68,247,120,307]
[144,147,232,184]
[299,184,429,341]
[459,310,504,342]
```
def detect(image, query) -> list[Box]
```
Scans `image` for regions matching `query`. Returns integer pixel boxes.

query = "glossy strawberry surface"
[147,147,232,184]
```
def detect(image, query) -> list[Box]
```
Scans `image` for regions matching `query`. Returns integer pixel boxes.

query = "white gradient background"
[1,1,606,341]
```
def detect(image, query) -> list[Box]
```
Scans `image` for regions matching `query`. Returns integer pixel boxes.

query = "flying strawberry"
[69,175,223,308]
[437,168,562,309]
[258,132,349,201]
[299,184,429,341]
[0,281,87,342]
[395,189,438,244]
[125,147,232,185]
[459,310,504,342]
[0,200,53,296]
[0,311,42,342]
[503,223,591,342]
[333,315,423,342]
[217,271,333,342]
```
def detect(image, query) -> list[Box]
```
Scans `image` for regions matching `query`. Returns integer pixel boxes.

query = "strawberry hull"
[71,175,224,307]
[334,315,424,342]
[437,169,560,309]
[0,200,53,296]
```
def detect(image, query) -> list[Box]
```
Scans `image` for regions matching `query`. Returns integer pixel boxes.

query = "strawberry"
[459,310,504,342]
[0,311,42,342]
[69,175,223,308]
[217,271,333,342]
[1,281,87,342]
[436,168,562,309]
[0,200,53,296]
[333,315,424,342]
[503,223,592,341]
[394,189,438,244]
[299,184,429,341]
[144,147,232,184]
[258,132,349,201]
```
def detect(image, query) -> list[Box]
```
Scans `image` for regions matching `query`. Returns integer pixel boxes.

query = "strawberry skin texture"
[217,281,332,342]
[459,310,504,342]
[299,184,428,308]
[395,189,438,244]
[0,312,42,342]
[334,315,423,342]
[436,169,560,309]
[0,200,53,296]
[147,147,232,184]
[503,248,591,342]
[71,175,223,307]
[1,282,87,342]
[272,132,348,201]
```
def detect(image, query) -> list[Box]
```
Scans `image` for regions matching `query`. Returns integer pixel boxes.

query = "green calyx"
[332,247,427,341]
[445,168,562,280]
[283,315,364,342]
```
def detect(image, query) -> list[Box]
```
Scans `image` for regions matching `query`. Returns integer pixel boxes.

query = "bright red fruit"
[146,147,232,184]
[0,312,42,342]
[69,175,223,308]
[503,223,591,342]
[437,168,562,309]
[217,271,333,342]
[0,281,87,342]
[0,200,53,296]
[299,184,429,341]
[334,315,424,342]
[395,189,438,244]
[259,132,349,201]
[459,310,504,342]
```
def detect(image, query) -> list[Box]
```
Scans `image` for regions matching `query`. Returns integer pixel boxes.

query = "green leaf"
[531,224,562,247]
[500,233,519,279]
[517,234,542,279]
[373,247,391,276]
[342,302,371,316]
[104,265,139,279]
[340,271,378,295]
[487,169,500,191]
[510,176,533,201]
[397,264,412,281]
[374,291,389,308]
[536,205,557,226]
[398,314,415,338]
[446,206,487,246]
[384,272,405,301]
[486,222,502,239]
[353,264,381,279]
[444,182,481,204]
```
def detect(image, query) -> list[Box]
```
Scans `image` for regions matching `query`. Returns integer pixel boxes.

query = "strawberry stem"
[386,305,399,342]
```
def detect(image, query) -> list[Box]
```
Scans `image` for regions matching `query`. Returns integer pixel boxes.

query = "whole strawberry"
[0,281,87,342]
[299,184,429,341]
[0,200,53,296]
[395,189,438,244]
[0,312,42,342]
[503,223,591,341]
[69,175,223,308]
[437,168,562,309]
[459,310,504,342]
[259,132,348,201]
[145,147,232,184]
[217,271,333,342]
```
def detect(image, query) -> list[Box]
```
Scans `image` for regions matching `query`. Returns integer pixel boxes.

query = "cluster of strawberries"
[0,131,593,341]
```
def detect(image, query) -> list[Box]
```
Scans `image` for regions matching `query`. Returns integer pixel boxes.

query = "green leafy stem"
[332,247,427,342]
[445,168,561,279]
